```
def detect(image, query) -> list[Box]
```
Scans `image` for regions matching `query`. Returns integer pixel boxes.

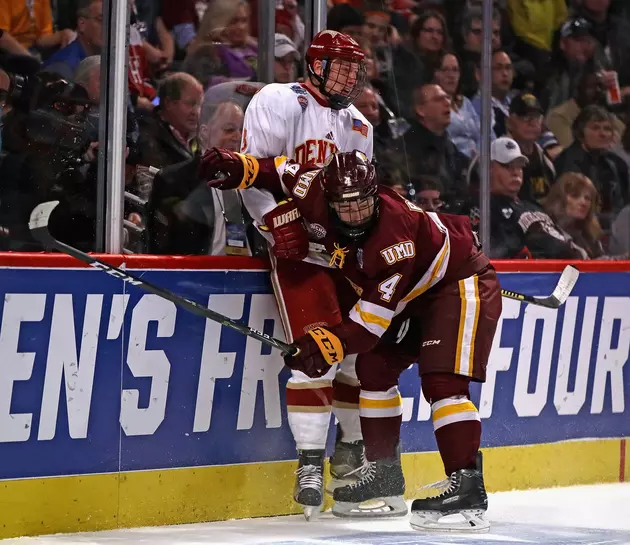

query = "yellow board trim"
[0,439,626,539]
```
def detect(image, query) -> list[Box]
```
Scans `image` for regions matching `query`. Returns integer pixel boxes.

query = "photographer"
[0,53,101,250]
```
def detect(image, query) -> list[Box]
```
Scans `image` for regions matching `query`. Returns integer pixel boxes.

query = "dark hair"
[410,10,449,47]
[411,174,443,193]
[77,0,99,18]
[158,73,202,104]
[461,6,501,36]
[572,104,615,141]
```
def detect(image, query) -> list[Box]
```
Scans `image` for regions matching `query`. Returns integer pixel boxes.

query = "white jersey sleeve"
[239,85,298,223]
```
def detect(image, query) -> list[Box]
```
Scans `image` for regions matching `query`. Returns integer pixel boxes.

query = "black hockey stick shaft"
[29,201,297,356]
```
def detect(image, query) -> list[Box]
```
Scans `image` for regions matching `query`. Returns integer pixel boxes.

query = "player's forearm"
[333,319,380,355]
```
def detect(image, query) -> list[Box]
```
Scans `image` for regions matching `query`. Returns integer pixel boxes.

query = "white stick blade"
[29,201,60,231]
[551,265,580,304]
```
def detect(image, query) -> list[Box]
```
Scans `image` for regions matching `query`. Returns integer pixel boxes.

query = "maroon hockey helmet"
[306,30,367,110]
[323,150,378,240]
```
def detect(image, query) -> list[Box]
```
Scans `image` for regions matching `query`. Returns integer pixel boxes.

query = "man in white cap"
[490,136,529,200]
[468,137,586,259]
[274,33,299,83]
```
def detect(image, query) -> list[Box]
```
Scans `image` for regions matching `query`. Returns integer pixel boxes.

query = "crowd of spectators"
[0,0,629,259]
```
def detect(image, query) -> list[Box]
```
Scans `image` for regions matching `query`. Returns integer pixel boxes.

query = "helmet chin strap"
[330,202,380,243]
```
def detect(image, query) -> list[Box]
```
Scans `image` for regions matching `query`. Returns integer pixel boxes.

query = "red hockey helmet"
[306,30,367,110]
[323,150,378,239]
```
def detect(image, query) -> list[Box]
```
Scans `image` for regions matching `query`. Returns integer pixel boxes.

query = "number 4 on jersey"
[379,273,402,302]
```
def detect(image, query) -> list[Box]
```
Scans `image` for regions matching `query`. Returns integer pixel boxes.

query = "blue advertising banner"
[0,266,628,482]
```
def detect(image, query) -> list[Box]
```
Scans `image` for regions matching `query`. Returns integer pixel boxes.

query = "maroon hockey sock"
[360,415,402,460]
[435,420,481,476]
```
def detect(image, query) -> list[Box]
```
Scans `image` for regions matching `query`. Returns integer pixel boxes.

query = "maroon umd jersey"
[256,158,489,345]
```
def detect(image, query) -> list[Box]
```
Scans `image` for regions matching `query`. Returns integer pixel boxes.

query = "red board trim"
[0,254,629,272]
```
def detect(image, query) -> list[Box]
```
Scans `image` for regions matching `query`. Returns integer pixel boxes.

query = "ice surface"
[4,483,630,545]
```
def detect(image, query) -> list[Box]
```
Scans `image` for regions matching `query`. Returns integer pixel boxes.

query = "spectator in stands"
[546,67,625,149]
[0,28,32,56]
[468,137,591,259]
[386,10,449,118]
[399,83,469,210]
[507,0,568,90]
[506,92,556,204]
[471,50,514,138]
[456,7,502,98]
[137,73,203,169]
[280,0,304,49]
[191,0,257,86]
[554,104,630,223]
[74,55,100,102]
[545,17,597,110]
[355,84,401,161]
[274,33,298,84]
[147,97,251,256]
[413,175,444,212]
[42,0,102,80]
[161,0,198,55]
[432,51,484,158]
[326,2,366,43]
[0,0,74,53]
[543,171,605,258]
[573,0,630,93]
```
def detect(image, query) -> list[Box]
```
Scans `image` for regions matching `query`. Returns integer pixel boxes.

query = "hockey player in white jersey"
[199,30,372,520]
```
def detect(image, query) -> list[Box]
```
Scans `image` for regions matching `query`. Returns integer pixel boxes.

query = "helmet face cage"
[324,151,378,239]
[308,57,367,110]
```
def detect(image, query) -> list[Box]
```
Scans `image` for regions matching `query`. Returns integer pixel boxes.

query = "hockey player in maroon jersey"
[200,148,502,529]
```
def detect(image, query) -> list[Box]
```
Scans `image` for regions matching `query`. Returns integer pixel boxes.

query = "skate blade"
[410,509,490,533]
[332,496,408,518]
[303,505,322,522]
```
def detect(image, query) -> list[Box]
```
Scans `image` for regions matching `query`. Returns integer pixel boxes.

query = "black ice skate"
[332,455,407,518]
[327,434,365,493]
[294,449,324,521]
[410,451,489,533]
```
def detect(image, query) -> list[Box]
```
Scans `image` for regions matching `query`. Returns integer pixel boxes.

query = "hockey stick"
[29,201,297,356]
[500,265,580,309]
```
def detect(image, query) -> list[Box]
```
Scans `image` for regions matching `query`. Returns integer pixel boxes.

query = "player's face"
[332,197,375,226]
[324,59,361,97]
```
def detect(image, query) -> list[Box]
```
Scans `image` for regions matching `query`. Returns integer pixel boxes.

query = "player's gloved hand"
[260,199,309,260]
[284,327,346,378]
[198,147,259,190]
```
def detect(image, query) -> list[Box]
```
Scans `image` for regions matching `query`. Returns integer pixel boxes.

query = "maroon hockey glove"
[284,327,346,378]
[260,199,309,260]
[198,147,260,190]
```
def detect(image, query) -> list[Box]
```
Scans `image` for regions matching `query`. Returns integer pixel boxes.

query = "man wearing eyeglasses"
[505,92,556,206]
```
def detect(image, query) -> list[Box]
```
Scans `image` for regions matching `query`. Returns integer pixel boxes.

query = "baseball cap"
[491,137,529,166]
[560,17,592,39]
[275,33,298,59]
[509,93,543,117]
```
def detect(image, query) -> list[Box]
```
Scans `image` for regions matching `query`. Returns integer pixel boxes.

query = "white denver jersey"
[240,82,373,223]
